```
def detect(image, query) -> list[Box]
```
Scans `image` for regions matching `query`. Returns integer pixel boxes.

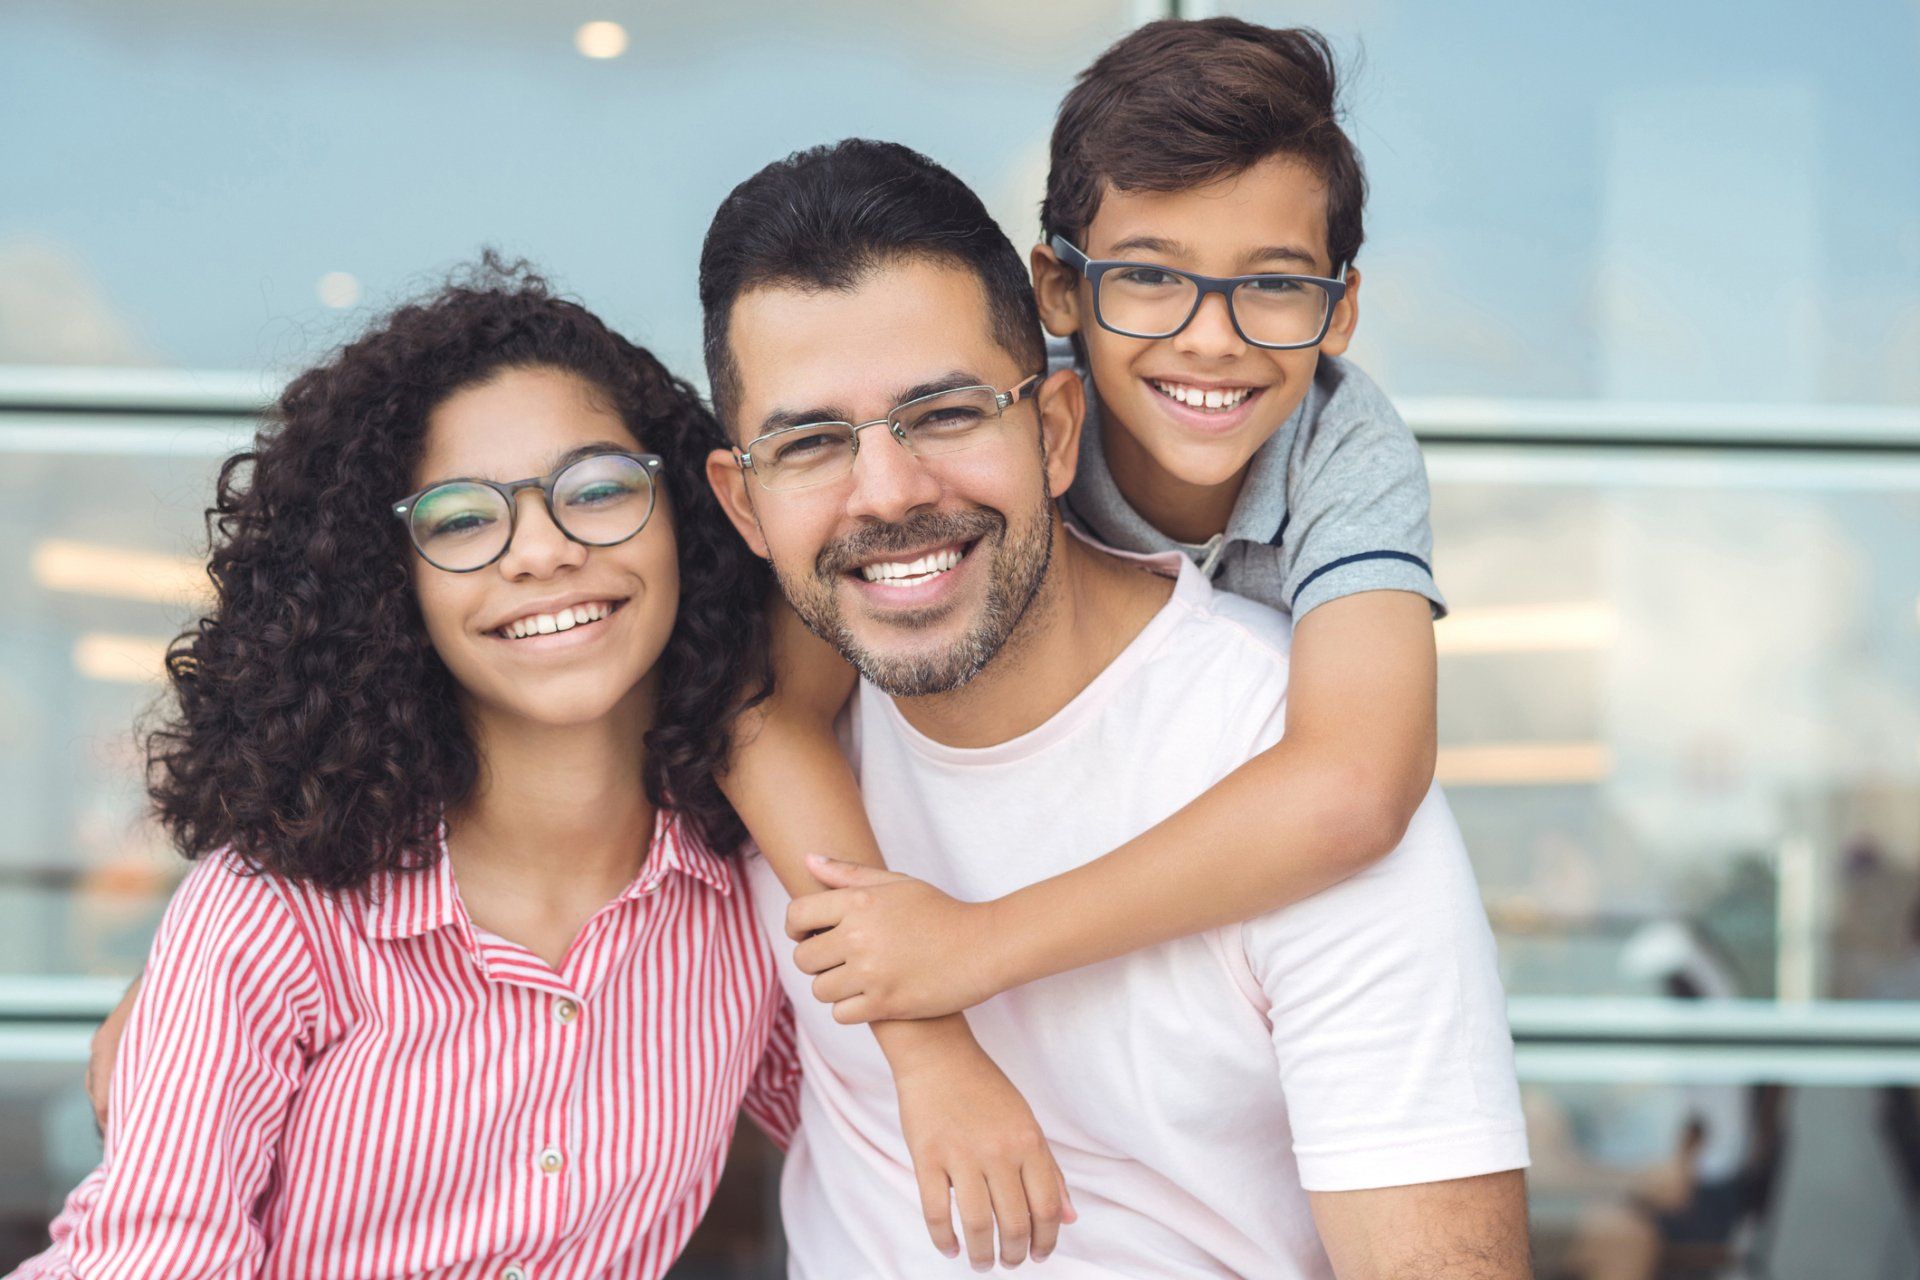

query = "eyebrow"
[1104,235,1322,271]
[756,370,984,435]
[421,440,633,490]
[545,440,633,472]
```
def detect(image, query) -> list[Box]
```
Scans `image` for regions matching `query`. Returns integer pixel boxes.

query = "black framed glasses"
[1050,236,1348,351]
[392,450,664,572]
[734,374,1043,493]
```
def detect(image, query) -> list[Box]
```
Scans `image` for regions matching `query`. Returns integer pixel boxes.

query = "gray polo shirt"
[1057,343,1446,620]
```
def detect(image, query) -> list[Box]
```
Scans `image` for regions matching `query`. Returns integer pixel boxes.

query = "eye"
[1243,276,1306,295]
[772,431,843,464]
[913,406,986,430]
[432,511,496,536]
[1116,267,1181,287]
[565,482,632,506]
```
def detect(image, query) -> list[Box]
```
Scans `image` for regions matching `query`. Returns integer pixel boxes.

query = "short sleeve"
[18,857,324,1279]
[1243,787,1529,1191]
[739,995,802,1152]
[1278,360,1447,621]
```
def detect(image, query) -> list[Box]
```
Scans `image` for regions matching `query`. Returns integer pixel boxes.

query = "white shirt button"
[553,998,579,1025]
[537,1146,565,1174]
[500,1267,527,1280]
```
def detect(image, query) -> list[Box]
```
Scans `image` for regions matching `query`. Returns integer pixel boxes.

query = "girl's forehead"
[418,367,637,482]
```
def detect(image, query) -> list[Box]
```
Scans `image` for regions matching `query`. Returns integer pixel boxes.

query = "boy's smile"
[1036,152,1360,543]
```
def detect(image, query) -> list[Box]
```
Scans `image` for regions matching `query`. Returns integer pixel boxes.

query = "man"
[701,137,1531,1278]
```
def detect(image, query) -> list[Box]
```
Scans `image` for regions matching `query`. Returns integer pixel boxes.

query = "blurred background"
[3,0,1918,1275]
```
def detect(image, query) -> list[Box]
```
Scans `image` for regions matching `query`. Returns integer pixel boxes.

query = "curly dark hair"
[145,256,771,890]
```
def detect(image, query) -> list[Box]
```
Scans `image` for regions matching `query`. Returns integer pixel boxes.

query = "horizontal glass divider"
[1513,1044,1920,1087]
[0,1025,99,1063]
[1507,997,1920,1045]
[3,367,1918,450]
[0,414,259,456]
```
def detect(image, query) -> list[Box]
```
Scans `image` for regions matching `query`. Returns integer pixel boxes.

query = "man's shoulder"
[1173,579,1294,667]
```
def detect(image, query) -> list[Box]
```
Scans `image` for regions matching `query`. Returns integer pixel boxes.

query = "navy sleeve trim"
[1291,550,1434,608]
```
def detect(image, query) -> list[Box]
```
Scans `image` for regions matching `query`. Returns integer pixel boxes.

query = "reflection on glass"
[1429,445,1920,1003]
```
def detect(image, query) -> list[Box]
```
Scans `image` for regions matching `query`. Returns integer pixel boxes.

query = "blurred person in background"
[1561,921,1785,1280]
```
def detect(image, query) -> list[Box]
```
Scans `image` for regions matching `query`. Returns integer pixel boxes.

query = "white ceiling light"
[74,633,173,684]
[317,272,361,309]
[32,539,210,605]
[575,20,629,59]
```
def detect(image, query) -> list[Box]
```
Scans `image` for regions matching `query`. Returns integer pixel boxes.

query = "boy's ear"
[704,446,772,560]
[1030,242,1084,339]
[1035,366,1086,500]
[1318,266,1362,359]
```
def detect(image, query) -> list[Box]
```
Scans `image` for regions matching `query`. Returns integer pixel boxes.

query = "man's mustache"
[814,510,1005,579]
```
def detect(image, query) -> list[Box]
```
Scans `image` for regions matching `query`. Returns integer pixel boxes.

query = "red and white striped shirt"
[16,810,800,1280]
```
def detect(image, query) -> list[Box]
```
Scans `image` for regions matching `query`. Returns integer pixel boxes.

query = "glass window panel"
[1428,442,1920,1002]
[0,0,1136,382]
[1206,0,1920,405]
[1,423,250,979]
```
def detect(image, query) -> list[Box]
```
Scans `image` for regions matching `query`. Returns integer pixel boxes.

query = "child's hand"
[889,1033,1076,1268]
[787,856,1008,1022]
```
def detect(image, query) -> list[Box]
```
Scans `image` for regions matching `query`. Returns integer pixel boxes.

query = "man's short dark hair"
[1041,19,1368,273]
[699,138,1046,434]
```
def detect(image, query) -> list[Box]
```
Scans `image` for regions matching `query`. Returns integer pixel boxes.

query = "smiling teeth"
[1153,381,1254,411]
[500,601,614,639]
[859,547,963,586]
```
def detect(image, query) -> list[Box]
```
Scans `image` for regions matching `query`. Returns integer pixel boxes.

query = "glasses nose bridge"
[848,414,909,457]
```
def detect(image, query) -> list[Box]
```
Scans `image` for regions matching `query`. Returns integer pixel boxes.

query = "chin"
[1146,434,1267,490]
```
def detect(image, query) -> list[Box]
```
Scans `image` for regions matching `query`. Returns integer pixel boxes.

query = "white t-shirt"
[745,547,1529,1279]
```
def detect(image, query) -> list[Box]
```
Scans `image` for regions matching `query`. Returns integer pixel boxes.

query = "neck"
[446,676,658,902]
[893,520,1172,749]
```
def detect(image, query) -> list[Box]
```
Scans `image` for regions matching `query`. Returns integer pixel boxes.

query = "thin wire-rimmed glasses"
[392,449,664,572]
[1050,236,1348,351]
[734,374,1043,493]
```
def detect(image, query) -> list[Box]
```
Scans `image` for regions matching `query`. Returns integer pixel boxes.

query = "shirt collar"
[632,807,735,898]
[1063,369,1312,562]
[361,807,733,942]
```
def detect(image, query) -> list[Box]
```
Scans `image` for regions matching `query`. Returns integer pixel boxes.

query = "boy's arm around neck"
[989,588,1436,991]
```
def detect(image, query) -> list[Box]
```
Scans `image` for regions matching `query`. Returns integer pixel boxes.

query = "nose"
[843,423,943,525]
[495,489,588,579]
[1171,290,1246,361]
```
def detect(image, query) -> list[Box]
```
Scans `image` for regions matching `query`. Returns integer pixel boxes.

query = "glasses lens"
[754,423,857,492]
[897,387,1001,457]
[1096,265,1201,338]
[410,482,511,571]
[553,453,655,544]
[1231,278,1334,348]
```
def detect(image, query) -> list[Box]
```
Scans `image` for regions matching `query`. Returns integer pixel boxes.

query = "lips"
[491,599,624,640]
[1149,379,1261,412]
[856,543,967,588]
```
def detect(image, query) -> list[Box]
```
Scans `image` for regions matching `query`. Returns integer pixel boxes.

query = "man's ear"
[704,447,770,560]
[1035,367,1085,500]
[1319,266,1361,358]
[1030,242,1084,340]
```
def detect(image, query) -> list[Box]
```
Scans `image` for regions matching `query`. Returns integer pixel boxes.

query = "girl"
[19,264,802,1279]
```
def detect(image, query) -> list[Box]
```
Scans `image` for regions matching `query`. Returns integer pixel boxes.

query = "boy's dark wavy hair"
[145,256,771,890]
[1042,19,1368,273]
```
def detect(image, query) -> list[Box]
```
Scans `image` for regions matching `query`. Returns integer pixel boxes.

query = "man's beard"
[775,502,1054,698]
